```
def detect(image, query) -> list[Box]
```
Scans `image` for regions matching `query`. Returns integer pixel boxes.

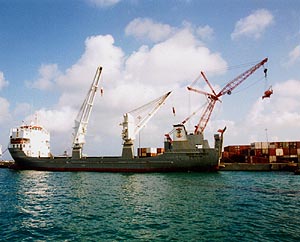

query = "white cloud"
[287,44,300,65]
[22,20,229,156]
[125,18,174,42]
[231,9,274,40]
[274,79,300,98]
[125,18,215,44]
[87,0,120,7]
[34,106,75,133]
[13,103,32,118]
[124,28,227,87]
[56,34,124,107]
[26,64,60,90]
[0,97,10,124]
[196,25,214,40]
[0,71,9,90]
[238,79,300,143]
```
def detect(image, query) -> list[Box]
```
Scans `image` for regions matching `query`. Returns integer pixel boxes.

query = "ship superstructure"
[9,124,50,158]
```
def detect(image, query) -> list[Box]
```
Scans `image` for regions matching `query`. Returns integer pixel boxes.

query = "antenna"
[265,128,269,143]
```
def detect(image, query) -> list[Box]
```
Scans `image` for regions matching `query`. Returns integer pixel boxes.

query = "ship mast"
[72,66,103,159]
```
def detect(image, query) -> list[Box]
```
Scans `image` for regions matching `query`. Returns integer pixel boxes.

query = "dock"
[0,160,14,168]
[220,162,298,172]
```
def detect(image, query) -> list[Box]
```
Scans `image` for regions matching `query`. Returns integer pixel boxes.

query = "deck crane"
[187,58,268,134]
[72,66,103,159]
[121,91,172,158]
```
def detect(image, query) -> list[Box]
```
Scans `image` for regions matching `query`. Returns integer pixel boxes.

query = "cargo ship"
[8,66,223,172]
[8,123,222,172]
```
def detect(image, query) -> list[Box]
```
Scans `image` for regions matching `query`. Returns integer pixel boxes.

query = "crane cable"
[190,59,266,88]
[229,76,265,95]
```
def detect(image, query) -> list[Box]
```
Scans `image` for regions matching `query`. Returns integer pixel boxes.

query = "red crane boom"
[187,58,268,134]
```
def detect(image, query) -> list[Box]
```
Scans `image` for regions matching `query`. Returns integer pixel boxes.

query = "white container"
[276,148,283,156]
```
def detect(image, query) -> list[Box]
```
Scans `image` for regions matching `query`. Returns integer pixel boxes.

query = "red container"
[269,148,276,156]
[255,149,262,157]
[283,148,289,156]
[290,148,297,156]
[222,151,230,158]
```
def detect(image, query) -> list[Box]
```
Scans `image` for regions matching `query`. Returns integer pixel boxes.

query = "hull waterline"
[9,148,219,172]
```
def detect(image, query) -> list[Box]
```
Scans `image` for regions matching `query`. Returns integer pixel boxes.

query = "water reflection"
[14,171,54,235]
[2,170,300,241]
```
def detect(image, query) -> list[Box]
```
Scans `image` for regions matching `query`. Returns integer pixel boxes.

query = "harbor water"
[1,169,300,241]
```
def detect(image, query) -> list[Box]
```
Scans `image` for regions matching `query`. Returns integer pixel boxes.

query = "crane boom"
[195,99,217,134]
[122,91,171,142]
[188,58,268,134]
[217,58,268,97]
[72,66,103,155]
[135,91,171,136]
[121,91,171,159]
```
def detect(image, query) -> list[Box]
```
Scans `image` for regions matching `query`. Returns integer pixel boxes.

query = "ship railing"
[168,148,210,153]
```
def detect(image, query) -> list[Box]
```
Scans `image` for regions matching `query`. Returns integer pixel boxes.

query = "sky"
[1,0,300,158]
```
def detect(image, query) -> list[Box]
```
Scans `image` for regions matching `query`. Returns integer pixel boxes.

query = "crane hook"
[264,68,268,78]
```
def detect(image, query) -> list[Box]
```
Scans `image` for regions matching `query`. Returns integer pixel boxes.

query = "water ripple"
[1,170,300,241]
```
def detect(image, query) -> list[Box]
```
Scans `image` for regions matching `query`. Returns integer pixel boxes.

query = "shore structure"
[221,141,300,171]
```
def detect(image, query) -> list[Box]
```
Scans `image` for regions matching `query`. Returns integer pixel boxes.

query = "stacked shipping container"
[222,141,300,164]
[137,147,165,157]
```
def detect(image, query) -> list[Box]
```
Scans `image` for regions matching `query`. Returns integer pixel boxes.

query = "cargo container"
[276,148,284,156]
[137,147,164,157]
[222,140,300,165]
[269,156,277,163]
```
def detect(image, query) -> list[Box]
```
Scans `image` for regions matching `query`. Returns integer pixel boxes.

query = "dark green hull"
[9,148,219,172]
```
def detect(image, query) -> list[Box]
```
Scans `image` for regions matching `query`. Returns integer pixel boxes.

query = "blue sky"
[1,0,300,158]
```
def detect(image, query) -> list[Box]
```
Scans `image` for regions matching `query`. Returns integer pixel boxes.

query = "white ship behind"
[9,124,50,158]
